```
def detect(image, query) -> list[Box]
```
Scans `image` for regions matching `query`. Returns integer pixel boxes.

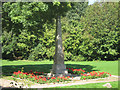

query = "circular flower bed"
[12,67,111,84]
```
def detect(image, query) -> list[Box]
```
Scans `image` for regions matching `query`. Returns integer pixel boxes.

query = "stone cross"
[51,15,68,76]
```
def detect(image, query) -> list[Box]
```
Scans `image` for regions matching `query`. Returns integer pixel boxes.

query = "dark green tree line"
[2,2,119,61]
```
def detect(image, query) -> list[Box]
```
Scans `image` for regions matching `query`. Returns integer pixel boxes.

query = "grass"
[49,81,119,88]
[65,61,118,76]
[1,60,118,76]
[1,59,119,89]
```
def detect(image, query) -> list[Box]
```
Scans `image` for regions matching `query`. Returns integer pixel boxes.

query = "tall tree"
[2,2,71,75]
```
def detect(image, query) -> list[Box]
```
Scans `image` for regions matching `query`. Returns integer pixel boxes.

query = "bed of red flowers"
[66,67,85,75]
[66,67,111,80]
[80,71,111,80]
[12,67,111,84]
[12,70,71,84]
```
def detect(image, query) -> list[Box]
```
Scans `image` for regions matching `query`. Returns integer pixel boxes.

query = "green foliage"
[2,2,72,60]
[79,2,120,60]
[2,2,119,61]
[28,43,43,61]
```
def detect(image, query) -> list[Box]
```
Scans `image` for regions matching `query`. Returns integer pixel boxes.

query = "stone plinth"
[51,64,68,75]
[51,15,68,75]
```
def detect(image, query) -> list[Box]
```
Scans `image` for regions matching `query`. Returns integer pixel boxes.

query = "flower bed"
[12,67,111,84]
[12,70,71,84]
[66,67,85,75]
[80,71,111,80]
[66,67,111,80]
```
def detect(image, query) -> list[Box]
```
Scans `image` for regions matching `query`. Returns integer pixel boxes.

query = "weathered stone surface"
[103,83,112,88]
[51,15,68,75]
[52,64,68,74]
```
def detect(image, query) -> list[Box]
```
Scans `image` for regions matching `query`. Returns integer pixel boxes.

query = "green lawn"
[1,60,118,76]
[1,60,119,89]
[48,81,119,88]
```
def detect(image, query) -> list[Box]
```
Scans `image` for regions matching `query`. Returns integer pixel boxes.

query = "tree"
[2,2,71,75]
[79,2,120,60]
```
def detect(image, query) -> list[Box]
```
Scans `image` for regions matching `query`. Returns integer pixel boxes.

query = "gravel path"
[0,75,119,88]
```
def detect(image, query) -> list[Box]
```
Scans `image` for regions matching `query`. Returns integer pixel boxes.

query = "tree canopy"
[2,2,120,61]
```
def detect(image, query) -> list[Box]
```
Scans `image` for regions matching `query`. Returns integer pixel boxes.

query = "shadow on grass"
[2,64,98,76]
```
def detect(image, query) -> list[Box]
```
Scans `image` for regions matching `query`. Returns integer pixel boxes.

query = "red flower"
[95,72,98,75]
[39,76,42,79]
[18,71,21,74]
[58,76,60,78]
[35,76,38,80]
[67,76,70,78]
[42,78,46,81]
[84,78,86,80]
[36,71,38,73]
[15,72,18,75]
[37,81,39,82]
[83,74,87,76]
[30,75,33,78]
[57,79,59,81]
[51,77,56,79]
[38,72,41,74]
[73,69,77,71]
[64,78,67,80]
[82,70,85,72]
[77,69,80,71]
[30,70,32,72]
[98,74,101,77]
[110,74,111,76]
[19,75,21,78]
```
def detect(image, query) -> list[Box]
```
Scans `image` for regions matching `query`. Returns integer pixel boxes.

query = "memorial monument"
[51,15,68,76]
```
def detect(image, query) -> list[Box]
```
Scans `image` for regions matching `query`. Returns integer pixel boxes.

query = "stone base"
[47,72,72,77]
[51,64,68,76]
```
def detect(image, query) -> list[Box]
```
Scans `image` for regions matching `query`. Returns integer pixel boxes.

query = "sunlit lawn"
[49,81,119,88]
[1,60,118,76]
[1,59,118,88]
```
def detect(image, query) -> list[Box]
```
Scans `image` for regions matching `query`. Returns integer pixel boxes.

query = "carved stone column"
[51,15,68,75]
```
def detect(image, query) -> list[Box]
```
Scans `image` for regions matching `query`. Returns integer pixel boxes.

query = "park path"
[0,75,119,88]
[30,75,119,88]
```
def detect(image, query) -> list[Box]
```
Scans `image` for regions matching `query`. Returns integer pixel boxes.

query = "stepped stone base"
[50,64,68,77]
